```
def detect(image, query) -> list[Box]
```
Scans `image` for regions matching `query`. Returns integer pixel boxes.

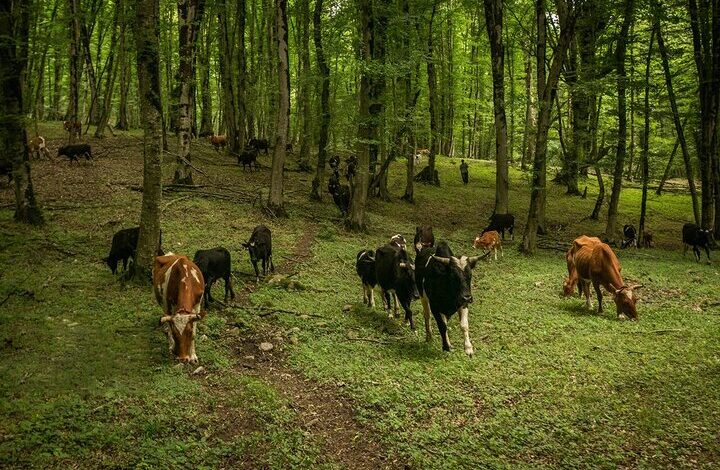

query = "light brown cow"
[153,253,206,363]
[63,119,82,139]
[28,136,51,159]
[473,230,502,260]
[573,242,642,320]
[209,134,227,152]
[563,235,602,296]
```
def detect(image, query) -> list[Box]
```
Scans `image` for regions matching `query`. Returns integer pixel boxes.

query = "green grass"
[1,125,719,468]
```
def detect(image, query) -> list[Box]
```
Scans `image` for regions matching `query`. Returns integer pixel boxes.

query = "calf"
[209,134,227,152]
[415,242,484,355]
[374,244,419,328]
[248,138,270,154]
[58,143,92,162]
[193,247,235,307]
[473,230,502,260]
[328,172,351,216]
[683,223,713,262]
[237,147,259,171]
[243,225,274,281]
[153,253,206,363]
[563,235,602,297]
[29,136,51,159]
[573,242,642,319]
[413,226,435,255]
[355,249,377,307]
[483,213,515,240]
[642,231,653,248]
[104,227,163,274]
[621,224,637,248]
[63,119,82,139]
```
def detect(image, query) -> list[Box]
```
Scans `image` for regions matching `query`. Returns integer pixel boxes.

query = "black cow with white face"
[415,241,485,356]
[355,249,377,307]
[374,244,420,329]
[621,224,637,248]
[683,223,714,262]
[413,226,435,255]
[242,225,274,281]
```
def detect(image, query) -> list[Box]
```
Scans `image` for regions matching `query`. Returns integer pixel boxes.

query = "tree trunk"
[1,0,43,225]
[95,0,120,138]
[267,0,289,215]
[420,2,439,185]
[590,165,605,220]
[236,0,247,147]
[115,1,130,131]
[521,43,534,170]
[297,0,311,170]
[173,0,206,185]
[484,0,509,214]
[639,28,654,242]
[218,1,240,154]
[401,0,415,202]
[131,0,163,281]
[310,0,330,200]
[198,18,213,135]
[656,132,680,195]
[67,0,81,142]
[604,0,634,241]
[80,21,100,126]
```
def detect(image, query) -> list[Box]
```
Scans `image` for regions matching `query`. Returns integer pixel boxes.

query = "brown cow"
[209,134,227,152]
[642,231,654,248]
[153,253,206,363]
[28,136,51,159]
[573,242,642,320]
[63,119,82,139]
[563,235,602,296]
[473,230,502,260]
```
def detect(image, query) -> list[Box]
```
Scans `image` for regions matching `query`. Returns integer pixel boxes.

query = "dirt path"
[228,226,399,469]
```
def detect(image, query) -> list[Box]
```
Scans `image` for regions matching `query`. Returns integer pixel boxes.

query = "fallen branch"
[624,328,685,335]
[162,195,192,211]
[243,305,325,319]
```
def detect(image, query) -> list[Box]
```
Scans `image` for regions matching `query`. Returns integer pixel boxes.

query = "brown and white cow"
[473,230,502,260]
[563,235,602,296]
[572,242,642,320]
[28,136,51,159]
[153,253,206,363]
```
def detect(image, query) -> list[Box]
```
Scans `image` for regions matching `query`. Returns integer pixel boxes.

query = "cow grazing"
[58,144,92,162]
[193,247,235,307]
[621,224,637,248]
[356,249,377,307]
[483,213,515,240]
[642,231,653,248]
[573,241,642,320]
[153,254,206,363]
[414,226,435,255]
[374,244,419,328]
[563,235,602,297]
[29,136,50,159]
[248,138,270,154]
[104,227,163,274]
[63,119,82,139]
[473,230,502,260]
[683,223,713,262]
[209,134,227,152]
[415,242,484,355]
[237,147,259,171]
[243,225,274,281]
[328,172,351,215]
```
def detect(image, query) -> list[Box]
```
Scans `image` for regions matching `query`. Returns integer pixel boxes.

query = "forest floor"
[1,124,719,468]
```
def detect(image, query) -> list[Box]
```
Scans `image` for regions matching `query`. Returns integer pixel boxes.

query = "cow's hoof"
[465,346,475,356]
[618,314,627,321]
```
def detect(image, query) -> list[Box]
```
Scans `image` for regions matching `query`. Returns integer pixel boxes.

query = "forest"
[1,0,719,467]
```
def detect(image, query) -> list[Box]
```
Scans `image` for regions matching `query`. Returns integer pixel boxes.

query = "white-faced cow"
[153,253,206,363]
[415,242,485,356]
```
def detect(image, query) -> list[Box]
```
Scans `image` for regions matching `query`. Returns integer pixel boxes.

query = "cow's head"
[414,226,434,252]
[398,262,420,300]
[562,278,576,297]
[702,229,716,249]
[613,284,642,320]
[242,241,261,264]
[159,311,204,362]
[390,234,407,252]
[430,255,482,306]
[103,256,117,274]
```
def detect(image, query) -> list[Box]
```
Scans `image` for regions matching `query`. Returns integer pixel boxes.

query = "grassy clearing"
[1,125,719,468]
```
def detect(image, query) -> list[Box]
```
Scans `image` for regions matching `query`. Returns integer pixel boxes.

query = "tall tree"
[484,0,509,214]
[520,40,535,171]
[67,0,81,142]
[297,0,311,170]
[420,2,440,185]
[217,0,240,153]
[198,16,213,136]
[639,28,654,243]
[95,0,120,138]
[131,0,163,280]
[0,0,43,225]
[310,0,330,200]
[267,0,289,215]
[115,0,130,130]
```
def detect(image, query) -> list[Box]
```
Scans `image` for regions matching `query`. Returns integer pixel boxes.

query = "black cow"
[237,147,259,171]
[248,138,270,154]
[355,249,377,306]
[328,155,340,171]
[58,144,93,162]
[345,155,357,181]
[328,172,351,215]
[104,227,163,274]
[683,223,713,262]
[621,224,637,248]
[389,234,408,252]
[413,226,435,254]
[243,225,274,281]
[193,247,235,307]
[483,213,514,240]
[415,241,484,355]
[374,244,419,328]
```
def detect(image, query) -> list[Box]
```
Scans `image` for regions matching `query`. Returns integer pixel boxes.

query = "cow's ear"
[630,284,644,290]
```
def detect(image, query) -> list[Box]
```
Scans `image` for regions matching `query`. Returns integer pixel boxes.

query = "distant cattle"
[621,224,637,248]
[413,226,435,254]
[237,147,259,171]
[104,227,163,274]
[374,243,419,328]
[642,231,653,248]
[193,247,235,307]
[562,235,602,297]
[28,136,50,159]
[63,119,82,139]
[153,253,206,363]
[682,223,713,262]
[248,138,270,154]
[483,213,514,241]
[355,249,377,307]
[415,242,484,355]
[328,155,340,171]
[209,134,227,152]
[328,172,351,216]
[243,225,274,281]
[58,143,92,162]
[473,230,502,260]
[572,241,641,320]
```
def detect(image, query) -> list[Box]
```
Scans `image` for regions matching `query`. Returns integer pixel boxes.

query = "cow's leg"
[225,275,235,301]
[122,258,128,271]
[189,323,198,363]
[393,292,400,318]
[499,244,504,258]
[458,307,474,356]
[493,246,497,261]
[403,302,415,331]
[269,256,275,272]
[369,285,375,307]
[510,226,514,241]
[421,295,432,342]
[705,246,711,261]
[593,282,603,313]
[252,261,260,282]
[262,258,267,276]
[694,246,701,262]
[683,244,688,257]
[583,281,592,309]
[362,283,370,305]
[435,313,451,351]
